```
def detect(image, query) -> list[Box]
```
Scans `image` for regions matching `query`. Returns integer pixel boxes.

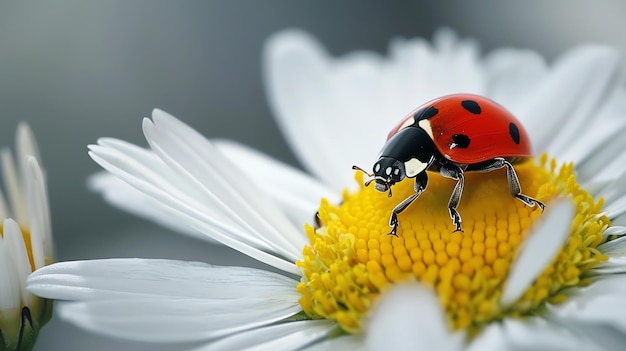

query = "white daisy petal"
[16,123,42,176]
[213,139,339,228]
[191,320,336,351]
[563,275,626,301]
[548,293,626,334]
[264,29,356,190]
[365,283,464,351]
[483,48,547,109]
[553,321,626,351]
[25,156,51,268]
[576,123,626,184]
[57,296,301,343]
[598,234,626,254]
[1,148,26,224]
[145,110,305,259]
[301,335,363,351]
[0,235,21,310]
[27,259,300,302]
[469,317,605,351]
[89,139,235,243]
[517,46,619,155]
[88,171,207,240]
[89,139,299,274]
[501,200,574,306]
[592,255,626,274]
[3,219,33,305]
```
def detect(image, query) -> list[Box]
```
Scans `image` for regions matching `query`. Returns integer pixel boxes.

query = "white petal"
[16,123,42,178]
[27,259,300,302]
[302,335,363,351]
[517,46,620,155]
[145,110,305,260]
[562,275,626,301]
[89,138,299,274]
[603,226,626,237]
[548,293,626,334]
[501,200,574,306]
[593,168,626,208]
[264,29,359,190]
[25,156,51,268]
[468,317,605,351]
[0,235,21,310]
[593,255,626,274]
[214,139,339,227]
[3,219,33,305]
[191,320,336,351]
[365,283,464,351]
[28,259,303,342]
[576,123,626,184]
[1,148,25,224]
[598,234,626,254]
[88,171,207,240]
[56,296,300,342]
[483,48,546,109]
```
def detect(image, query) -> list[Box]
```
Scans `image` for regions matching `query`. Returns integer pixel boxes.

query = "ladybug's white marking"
[394,169,400,175]
[404,158,428,178]
[385,167,392,176]
[374,163,381,172]
[418,119,433,139]
[398,116,416,132]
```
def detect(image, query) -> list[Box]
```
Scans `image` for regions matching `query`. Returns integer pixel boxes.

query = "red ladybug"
[353,94,544,236]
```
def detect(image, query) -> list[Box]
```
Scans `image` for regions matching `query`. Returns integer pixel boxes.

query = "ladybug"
[353,94,545,236]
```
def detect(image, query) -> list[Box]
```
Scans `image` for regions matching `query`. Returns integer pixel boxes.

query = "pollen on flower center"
[296,154,609,335]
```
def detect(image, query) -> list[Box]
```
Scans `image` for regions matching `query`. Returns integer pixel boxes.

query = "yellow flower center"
[297,154,609,335]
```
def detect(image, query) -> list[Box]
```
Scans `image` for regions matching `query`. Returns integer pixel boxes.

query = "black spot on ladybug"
[414,106,439,121]
[451,134,471,149]
[461,100,481,114]
[509,123,520,144]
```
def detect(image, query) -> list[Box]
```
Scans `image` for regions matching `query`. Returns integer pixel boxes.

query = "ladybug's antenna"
[352,165,377,187]
[352,165,374,177]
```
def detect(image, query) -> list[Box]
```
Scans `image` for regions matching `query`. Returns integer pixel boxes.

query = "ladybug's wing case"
[391,94,532,165]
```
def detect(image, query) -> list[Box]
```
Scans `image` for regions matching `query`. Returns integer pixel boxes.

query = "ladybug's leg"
[467,158,545,211]
[388,172,428,236]
[439,163,465,232]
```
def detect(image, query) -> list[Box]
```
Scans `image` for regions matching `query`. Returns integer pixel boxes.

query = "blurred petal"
[365,283,464,351]
[501,200,574,306]
[516,46,620,155]
[3,219,33,305]
[264,29,488,191]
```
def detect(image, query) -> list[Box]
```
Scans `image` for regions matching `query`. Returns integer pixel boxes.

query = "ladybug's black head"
[372,156,405,192]
[352,124,437,196]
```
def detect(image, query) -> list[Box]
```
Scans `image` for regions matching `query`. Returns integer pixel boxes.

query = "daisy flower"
[0,124,53,351]
[27,29,626,350]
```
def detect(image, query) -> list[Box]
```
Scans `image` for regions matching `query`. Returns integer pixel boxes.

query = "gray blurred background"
[0,1,622,350]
